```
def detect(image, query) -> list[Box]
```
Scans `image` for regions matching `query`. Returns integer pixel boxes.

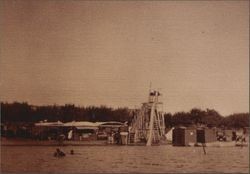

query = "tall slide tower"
[129,90,166,146]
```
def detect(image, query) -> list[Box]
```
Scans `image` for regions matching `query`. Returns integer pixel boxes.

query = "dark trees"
[164,108,248,128]
[1,102,131,123]
[1,102,249,129]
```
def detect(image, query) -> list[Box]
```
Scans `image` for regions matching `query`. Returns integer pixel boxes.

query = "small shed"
[197,128,217,143]
[172,127,196,146]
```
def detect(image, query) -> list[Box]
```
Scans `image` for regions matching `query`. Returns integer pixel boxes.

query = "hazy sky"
[0,0,249,116]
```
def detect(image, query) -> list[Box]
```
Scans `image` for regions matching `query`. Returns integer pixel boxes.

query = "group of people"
[217,129,247,142]
[54,148,74,157]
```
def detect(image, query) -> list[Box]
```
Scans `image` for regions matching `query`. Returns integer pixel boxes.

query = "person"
[114,132,119,144]
[115,130,122,145]
[242,128,247,142]
[68,130,73,140]
[232,131,237,141]
[54,148,65,157]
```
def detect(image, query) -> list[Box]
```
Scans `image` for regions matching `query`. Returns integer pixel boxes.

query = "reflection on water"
[1,145,249,173]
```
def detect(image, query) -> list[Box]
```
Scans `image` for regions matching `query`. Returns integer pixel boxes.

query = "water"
[1,145,249,173]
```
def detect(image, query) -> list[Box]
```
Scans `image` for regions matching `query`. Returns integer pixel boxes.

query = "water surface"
[1,145,249,173]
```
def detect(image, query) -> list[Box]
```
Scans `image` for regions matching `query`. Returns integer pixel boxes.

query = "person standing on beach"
[68,129,73,140]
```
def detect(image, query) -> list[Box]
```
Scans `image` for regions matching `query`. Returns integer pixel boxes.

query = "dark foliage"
[1,102,132,123]
[220,113,249,128]
[1,102,249,129]
[164,108,249,128]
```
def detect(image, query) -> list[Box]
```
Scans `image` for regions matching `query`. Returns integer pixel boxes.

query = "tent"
[165,127,174,141]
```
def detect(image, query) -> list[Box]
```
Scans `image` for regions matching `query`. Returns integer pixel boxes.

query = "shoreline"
[0,138,108,146]
[1,138,248,147]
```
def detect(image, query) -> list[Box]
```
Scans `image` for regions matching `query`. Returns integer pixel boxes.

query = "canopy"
[63,121,101,127]
[76,126,99,130]
[98,121,125,128]
[35,121,63,127]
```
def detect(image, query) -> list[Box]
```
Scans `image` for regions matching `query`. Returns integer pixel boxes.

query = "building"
[197,128,217,143]
[33,121,64,140]
[62,121,100,141]
[33,120,128,141]
[98,121,128,142]
[172,127,196,146]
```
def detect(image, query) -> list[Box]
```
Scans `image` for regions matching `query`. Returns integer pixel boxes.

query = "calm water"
[1,145,249,173]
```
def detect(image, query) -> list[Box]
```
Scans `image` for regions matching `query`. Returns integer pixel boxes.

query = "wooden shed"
[172,127,196,146]
[197,128,217,143]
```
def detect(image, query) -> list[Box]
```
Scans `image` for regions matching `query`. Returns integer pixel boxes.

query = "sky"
[0,0,249,116]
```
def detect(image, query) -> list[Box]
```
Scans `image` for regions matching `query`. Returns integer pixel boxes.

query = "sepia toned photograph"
[0,0,249,173]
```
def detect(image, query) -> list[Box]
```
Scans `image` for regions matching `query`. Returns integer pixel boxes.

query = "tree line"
[1,102,249,128]
[1,102,132,123]
[164,108,249,129]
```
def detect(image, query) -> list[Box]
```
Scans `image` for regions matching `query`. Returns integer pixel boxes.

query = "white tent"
[165,127,174,141]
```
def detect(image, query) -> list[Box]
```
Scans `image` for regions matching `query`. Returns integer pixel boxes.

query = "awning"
[63,121,102,127]
[99,125,123,128]
[76,126,98,130]
[35,121,63,127]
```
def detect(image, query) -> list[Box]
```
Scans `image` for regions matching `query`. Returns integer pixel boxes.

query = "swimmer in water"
[54,148,65,157]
